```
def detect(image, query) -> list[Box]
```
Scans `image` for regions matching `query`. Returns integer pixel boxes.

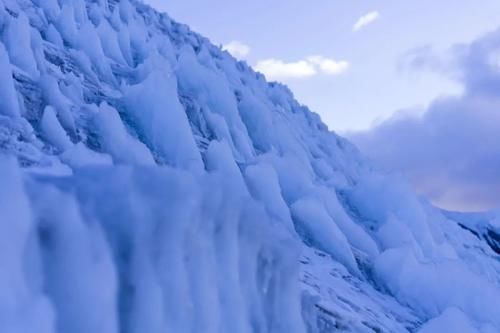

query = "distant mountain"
[0,1,498,332]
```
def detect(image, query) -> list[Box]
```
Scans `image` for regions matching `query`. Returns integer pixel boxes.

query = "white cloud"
[255,56,349,80]
[255,59,317,80]
[222,41,251,59]
[353,11,380,32]
[307,56,350,75]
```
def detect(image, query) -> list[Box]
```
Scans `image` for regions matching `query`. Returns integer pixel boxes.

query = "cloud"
[222,41,251,59]
[353,11,380,32]
[307,56,350,75]
[255,56,349,80]
[399,45,443,72]
[398,45,464,81]
[255,59,316,80]
[349,28,500,211]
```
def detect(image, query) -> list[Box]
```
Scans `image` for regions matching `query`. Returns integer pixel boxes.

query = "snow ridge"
[0,0,499,332]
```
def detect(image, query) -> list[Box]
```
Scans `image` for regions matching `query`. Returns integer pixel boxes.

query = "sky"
[145,0,500,132]
[144,0,500,211]
[350,28,500,212]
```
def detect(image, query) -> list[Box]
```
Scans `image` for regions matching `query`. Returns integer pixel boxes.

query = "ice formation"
[0,0,499,332]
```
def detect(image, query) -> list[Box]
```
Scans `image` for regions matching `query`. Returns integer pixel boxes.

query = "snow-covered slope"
[0,0,499,332]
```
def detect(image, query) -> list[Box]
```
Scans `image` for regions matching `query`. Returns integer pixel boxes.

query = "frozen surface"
[0,0,499,332]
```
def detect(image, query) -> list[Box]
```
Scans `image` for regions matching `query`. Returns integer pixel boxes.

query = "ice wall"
[0,154,305,333]
[0,0,499,332]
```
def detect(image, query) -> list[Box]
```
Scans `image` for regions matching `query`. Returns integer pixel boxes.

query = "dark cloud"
[350,28,500,212]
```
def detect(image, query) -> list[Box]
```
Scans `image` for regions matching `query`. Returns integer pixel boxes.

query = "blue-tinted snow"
[0,0,499,332]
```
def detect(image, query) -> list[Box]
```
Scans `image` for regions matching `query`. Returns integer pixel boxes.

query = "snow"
[39,74,76,134]
[123,69,203,171]
[45,24,64,47]
[374,247,500,328]
[0,155,55,333]
[1,157,306,333]
[60,142,113,167]
[176,45,254,160]
[417,307,478,333]
[3,13,39,77]
[0,42,20,117]
[117,22,134,66]
[97,19,127,65]
[56,4,78,46]
[94,102,155,165]
[40,106,72,151]
[347,173,437,257]
[78,21,115,84]
[243,163,296,234]
[34,0,59,22]
[0,0,499,332]
[291,196,359,275]
[31,184,118,333]
[313,186,380,260]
